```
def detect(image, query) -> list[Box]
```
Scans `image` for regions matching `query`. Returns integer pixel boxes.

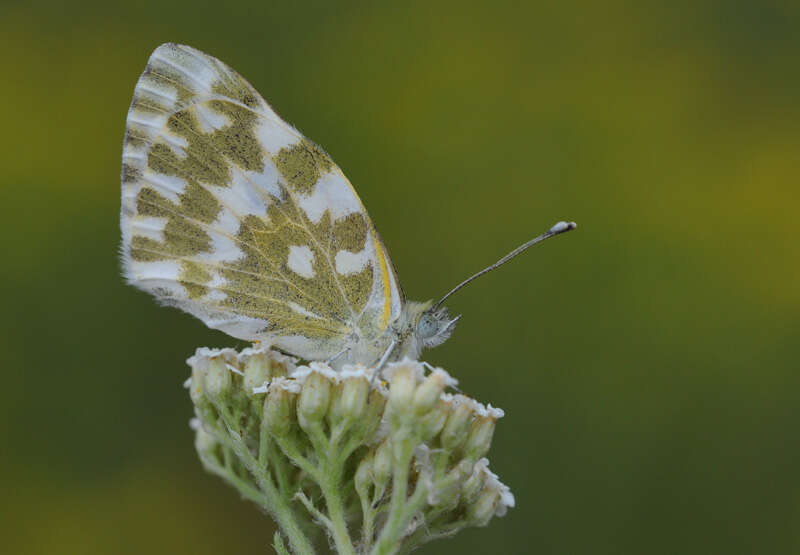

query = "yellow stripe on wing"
[371,227,392,328]
[335,168,395,331]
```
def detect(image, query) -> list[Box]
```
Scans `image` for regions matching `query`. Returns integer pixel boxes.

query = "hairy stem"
[370,429,418,555]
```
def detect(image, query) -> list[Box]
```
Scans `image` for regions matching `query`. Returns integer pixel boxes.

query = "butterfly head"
[415,302,461,349]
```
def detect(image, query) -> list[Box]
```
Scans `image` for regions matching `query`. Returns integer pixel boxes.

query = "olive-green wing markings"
[169,46,405,330]
[130,167,328,309]
[121,43,404,359]
[127,70,361,327]
[135,92,365,329]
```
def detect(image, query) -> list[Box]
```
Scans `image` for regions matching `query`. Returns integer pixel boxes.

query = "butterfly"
[120,43,575,369]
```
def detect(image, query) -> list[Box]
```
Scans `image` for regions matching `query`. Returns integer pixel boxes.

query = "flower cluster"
[187,346,513,554]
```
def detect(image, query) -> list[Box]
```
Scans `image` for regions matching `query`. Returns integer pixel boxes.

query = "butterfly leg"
[369,339,398,390]
[326,347,349,365]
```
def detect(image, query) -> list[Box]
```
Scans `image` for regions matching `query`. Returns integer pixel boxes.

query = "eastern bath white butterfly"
[120,43,576,370]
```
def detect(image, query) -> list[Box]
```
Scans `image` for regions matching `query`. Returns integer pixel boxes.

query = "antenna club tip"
[550,221,578,233]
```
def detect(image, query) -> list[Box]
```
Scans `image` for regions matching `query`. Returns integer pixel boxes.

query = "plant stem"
[218,405,317,555]
[360,484,384,552]
[274,532,291,555]
[207,438,316,554]
[370,430,417,555]
[319,472,357,555]
[397,520,467,555]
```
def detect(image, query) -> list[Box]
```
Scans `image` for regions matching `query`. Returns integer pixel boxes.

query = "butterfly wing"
[121,43,403,359]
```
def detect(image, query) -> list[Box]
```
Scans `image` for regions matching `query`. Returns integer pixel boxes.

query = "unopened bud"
[326,382,346,425]
[420,400,449,441]
[431,459,471,509]
[243,353,271,393]
[461,466,485,504]
[194,426,217,456]
[270,360,289,378]
[441,400,473,450]
[341,376,369,420]
[298,371,331,424]
[442,459,471,491]
[354,454,373,497]
[362,389,386,439]
[388,365,417,416]
[372,440,392,488]
[204,357,231,399]
[464,416,496,461]
[189,368,206,406]
[466,488,500,526]
[412,371,447,414]
[263,387,293,437]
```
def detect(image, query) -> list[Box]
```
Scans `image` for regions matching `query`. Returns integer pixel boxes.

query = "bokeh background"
[2,1,799,553]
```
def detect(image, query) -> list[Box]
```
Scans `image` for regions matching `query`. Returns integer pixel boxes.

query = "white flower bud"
[328,374,370,427]
[298,371,331,424]
[461,466,485,505]
[362,389,386,439]
[354,454,373,497]
[429,458,471,509]
[243,352,271,393]
[187,352,212,407]
[420,400,448,441]
[204,357,231,399]
[326,382,346,425]
[441,399,473,450]
[466,488,500,526]
[189,371,206,406]
[194,426,217,456]
[263,387,293,438]
[464,415,496,461]
[412,370,447,414]
[372,440,392,489]
[270,361,289,378]
[480,460,515,517]
[453,458,473,480]
[339,376,369,421]
[388,364,417,417]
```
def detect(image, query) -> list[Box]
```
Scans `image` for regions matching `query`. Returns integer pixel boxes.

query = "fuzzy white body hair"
[329,300,456,371]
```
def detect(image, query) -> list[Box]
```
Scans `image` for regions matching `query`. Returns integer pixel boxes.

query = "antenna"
[432,221,577,311]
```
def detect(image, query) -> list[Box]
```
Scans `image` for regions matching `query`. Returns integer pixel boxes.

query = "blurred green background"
[2,0,799,553]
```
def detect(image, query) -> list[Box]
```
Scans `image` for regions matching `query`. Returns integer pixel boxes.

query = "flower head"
[187,347,513,554]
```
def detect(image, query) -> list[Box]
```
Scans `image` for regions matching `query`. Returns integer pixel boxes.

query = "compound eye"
[417,314,437,338]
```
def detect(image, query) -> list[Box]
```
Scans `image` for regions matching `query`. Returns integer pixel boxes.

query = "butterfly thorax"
[331,300,459,370]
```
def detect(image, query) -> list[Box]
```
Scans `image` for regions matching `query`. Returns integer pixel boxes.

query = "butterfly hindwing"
[121,43,403,359]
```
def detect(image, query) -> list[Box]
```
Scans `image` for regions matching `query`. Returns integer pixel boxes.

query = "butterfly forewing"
[121,43,403,359]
